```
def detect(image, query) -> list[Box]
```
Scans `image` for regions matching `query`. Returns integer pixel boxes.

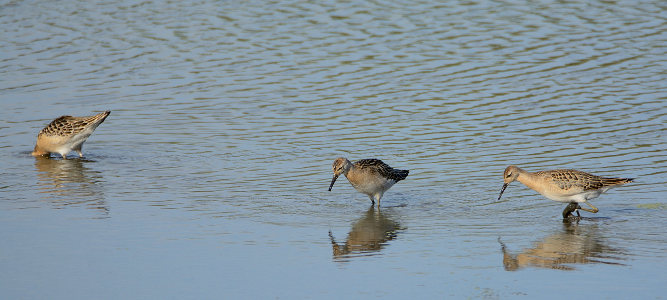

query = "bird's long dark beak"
[328,175,339,191]
[498,183,509,201]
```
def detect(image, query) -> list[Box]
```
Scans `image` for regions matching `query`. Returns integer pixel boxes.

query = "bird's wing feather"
[355,159,409,182]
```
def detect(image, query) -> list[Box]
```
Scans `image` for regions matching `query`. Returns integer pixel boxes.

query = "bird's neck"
[516,169,544,193]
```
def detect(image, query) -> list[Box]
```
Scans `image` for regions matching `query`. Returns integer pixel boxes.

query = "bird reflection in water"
[329,206,403,259]
[34,156,108,214]
[499,219,626,271]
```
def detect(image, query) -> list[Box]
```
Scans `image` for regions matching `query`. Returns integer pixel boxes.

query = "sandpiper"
[328,157,409,208]
[32,111,111,159]
[497,165,633,218]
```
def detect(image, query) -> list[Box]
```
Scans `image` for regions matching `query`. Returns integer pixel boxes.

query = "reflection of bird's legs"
[562,202,582,218]
[579,201,599,214]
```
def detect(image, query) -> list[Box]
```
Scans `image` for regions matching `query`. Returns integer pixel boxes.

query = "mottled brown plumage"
[538,169,633,191]
[32,111,110,159]
[354,159,409,182]
[39,116,101,136]
[498,165,633,218]
[329,157,409,208]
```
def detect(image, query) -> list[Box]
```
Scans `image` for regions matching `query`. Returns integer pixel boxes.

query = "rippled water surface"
[1,0,666,298]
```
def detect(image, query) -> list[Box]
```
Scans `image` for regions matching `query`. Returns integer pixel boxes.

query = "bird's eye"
[506,173,512,178]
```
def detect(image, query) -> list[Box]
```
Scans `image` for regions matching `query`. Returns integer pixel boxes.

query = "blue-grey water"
[1,0,666,298]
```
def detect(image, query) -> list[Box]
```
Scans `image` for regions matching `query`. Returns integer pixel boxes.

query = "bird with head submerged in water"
[32,111,110,159]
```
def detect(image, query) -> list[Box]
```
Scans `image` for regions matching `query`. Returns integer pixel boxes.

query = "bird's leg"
[562,202,584,219]
[75,144,83,158]
[368,195,375,206]
[579,201,599,214]
[562,202,580,218]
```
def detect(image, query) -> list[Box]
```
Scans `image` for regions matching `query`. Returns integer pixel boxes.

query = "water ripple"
[0,0,664,212]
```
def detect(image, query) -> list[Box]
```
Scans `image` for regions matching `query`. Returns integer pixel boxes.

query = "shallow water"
[1,0,666,298]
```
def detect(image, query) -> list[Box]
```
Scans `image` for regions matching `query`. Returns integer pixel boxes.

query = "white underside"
[348,177,396,201]
[55,131,93,156]
[540,188,608,203]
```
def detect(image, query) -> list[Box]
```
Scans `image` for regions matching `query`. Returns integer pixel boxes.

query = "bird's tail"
[394,169,409,181]
[603,177,634,186]
[94,110,111,124]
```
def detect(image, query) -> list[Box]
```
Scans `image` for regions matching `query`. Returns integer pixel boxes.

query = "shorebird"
[328,157,409,208]
[32,111,111,159]
[497,165,633,218]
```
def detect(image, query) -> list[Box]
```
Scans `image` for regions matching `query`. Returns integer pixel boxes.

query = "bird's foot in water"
[562,202,582,219]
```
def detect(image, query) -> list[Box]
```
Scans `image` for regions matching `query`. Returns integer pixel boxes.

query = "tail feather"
[393,169,409,181]
[97,110,111,123]
[602,177,634,187]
